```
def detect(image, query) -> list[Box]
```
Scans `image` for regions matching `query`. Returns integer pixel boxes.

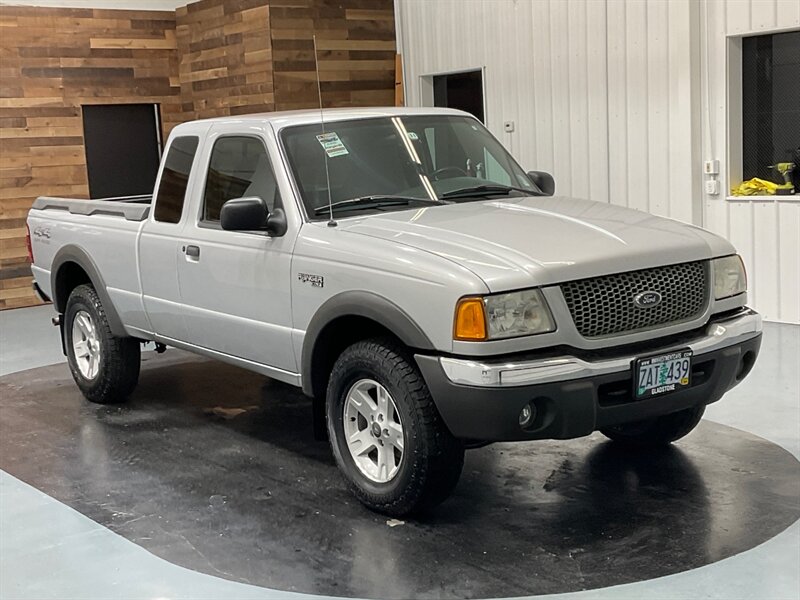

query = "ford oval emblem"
[633,291,662,308]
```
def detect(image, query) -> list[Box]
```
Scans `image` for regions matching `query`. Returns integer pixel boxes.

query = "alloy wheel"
[72,310,101,380]
[343,378,405,483]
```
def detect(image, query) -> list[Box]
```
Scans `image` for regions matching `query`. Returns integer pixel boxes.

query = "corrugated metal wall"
[701,0,800,323]
[397,0,800,323]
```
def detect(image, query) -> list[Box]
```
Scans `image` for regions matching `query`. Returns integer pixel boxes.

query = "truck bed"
[31,195,152,221]
[28,195,152,334]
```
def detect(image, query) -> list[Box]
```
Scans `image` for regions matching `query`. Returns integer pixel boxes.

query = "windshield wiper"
[313,195,441,215]
[440,184,538,200]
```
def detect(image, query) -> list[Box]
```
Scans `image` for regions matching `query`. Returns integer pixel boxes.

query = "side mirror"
[527,171,555,196]
[220,197,287,236]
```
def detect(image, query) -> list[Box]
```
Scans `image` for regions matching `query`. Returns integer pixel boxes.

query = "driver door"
[176,123,297,373]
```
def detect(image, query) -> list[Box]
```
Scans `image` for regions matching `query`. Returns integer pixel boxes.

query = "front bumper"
[415,309,762,441]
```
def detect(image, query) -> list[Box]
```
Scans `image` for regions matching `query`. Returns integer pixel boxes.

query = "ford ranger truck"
[27,107,762,516]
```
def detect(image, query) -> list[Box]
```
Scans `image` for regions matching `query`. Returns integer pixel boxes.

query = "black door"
[82,104,162,199]
[433,70,485,123]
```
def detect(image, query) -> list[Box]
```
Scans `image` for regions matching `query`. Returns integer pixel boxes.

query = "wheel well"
[309,315,404,401]
[54,261,91,313]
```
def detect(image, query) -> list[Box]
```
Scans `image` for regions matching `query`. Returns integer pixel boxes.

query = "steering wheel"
[431,166,469,180]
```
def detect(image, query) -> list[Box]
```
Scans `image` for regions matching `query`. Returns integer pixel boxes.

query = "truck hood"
[339,196,735,291]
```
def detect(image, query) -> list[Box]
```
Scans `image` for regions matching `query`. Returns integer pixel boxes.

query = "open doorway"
[421,69,486,123]
[82,104,162,199]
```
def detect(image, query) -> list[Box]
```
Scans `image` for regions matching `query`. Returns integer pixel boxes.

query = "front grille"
[561,261,709,338]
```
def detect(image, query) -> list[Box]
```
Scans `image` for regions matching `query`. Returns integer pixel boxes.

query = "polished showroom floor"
[1,305,798,600]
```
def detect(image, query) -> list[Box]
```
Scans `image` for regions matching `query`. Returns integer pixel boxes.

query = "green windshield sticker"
[407,131,419,140]
[316,132,348,157]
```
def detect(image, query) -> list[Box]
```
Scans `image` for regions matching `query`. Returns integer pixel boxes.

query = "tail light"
[25,224,34,264]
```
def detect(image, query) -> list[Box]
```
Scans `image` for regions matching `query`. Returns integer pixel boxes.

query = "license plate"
[634,349,693,399]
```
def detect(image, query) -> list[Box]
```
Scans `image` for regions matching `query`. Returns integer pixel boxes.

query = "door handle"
[184,245,200,260]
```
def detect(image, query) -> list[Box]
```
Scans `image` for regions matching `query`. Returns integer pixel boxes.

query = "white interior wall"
[397,0,800,323]
[398,0,700,220]
[701,0,800,323]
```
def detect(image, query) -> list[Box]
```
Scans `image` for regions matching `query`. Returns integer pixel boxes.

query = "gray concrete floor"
[0,304,63,376]
[1,305,798,600]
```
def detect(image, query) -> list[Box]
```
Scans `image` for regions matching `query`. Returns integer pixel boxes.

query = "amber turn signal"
[454,297,487,341]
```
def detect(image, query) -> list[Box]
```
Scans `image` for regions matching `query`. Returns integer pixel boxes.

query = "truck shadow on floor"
[1,350,798,599]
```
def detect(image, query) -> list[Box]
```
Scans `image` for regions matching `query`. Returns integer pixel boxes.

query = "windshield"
[280,115,539,219]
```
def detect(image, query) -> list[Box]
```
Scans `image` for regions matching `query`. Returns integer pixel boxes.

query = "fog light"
[519,403,535,427]
[736,350,756,381]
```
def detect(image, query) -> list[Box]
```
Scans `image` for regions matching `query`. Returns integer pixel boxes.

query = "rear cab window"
[153,136,200,224]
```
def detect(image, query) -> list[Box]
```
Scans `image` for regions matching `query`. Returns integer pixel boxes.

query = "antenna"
[313,34,336,227]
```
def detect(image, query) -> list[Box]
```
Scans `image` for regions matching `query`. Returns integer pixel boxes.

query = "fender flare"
[51,244,127,337]
[301,291,435,397]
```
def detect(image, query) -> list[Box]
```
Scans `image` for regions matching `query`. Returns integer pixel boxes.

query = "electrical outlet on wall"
[705,179,720,195]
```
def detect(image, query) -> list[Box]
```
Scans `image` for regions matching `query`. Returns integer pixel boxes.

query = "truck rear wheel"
[326,338,464,516]
[601,404,705,447]
[65,284,140,404]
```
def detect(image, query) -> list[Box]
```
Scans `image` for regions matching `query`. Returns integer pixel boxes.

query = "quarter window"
[202,136,281,223]
[153,136,199,224]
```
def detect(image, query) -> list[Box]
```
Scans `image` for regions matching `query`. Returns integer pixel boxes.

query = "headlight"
[712,255,747,299]
[454,289,555,341]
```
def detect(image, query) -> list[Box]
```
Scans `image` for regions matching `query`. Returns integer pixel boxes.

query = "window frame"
[195,133,282,231]
[152,134,200,225]
[726,27,800,202]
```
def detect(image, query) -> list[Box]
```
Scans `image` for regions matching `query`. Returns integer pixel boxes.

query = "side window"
[202,136,281,223]
[153,136,199,224]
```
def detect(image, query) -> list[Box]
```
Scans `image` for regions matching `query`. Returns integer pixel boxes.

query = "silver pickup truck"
[27,107,762,516]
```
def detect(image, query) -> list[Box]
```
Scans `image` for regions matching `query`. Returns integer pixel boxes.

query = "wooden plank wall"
[176,0,397,117]
[0,0,396,310]
[270,0,396,110]
[0,6,181,309]
[176,0,274,120]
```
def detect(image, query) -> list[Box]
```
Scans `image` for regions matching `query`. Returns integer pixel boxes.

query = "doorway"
[431,69,485,123]
[82,104,162,199]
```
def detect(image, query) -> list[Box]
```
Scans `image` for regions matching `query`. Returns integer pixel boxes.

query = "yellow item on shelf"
[730,178,779,196]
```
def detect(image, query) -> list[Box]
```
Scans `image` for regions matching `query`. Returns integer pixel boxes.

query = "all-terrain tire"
[601,404,705,447]
[326,338,464,516]
[64,284,140,404]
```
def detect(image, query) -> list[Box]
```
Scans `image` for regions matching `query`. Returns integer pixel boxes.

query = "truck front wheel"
[601,404,705,447]
[65,284,140,404]
[326,339,464,516]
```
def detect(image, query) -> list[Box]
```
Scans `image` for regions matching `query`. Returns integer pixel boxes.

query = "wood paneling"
[270,0,396,110]
[0,5,181,309]
[177,0,398,117]
[176,0,275,120]
[0,0,396,310]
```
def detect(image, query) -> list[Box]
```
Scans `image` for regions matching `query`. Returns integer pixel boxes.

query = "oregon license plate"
[634,349,693,399]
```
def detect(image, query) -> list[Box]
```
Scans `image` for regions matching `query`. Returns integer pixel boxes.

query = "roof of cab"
[170,106,472,134]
